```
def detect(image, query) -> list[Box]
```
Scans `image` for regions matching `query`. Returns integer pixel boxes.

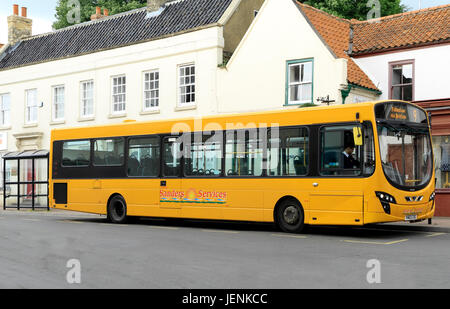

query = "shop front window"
[433,136,450,189]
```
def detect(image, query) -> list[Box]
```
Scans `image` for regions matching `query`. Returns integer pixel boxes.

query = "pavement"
[382,217,450,233]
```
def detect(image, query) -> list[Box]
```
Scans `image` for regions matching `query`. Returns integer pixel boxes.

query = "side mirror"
[353,127,363,146]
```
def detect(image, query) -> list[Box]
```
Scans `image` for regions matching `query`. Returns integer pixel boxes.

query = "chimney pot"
[8,5,32,45]
[96,6,101,15]
[104,9,109,16]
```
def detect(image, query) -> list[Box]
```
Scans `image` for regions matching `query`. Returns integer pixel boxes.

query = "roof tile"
[0,0,232,71]
[297,2,379,91]
[352,4,450,55]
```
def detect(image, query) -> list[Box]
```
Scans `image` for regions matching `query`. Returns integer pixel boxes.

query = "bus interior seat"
[141,157,158,176]
[128,157,140,176]
[75,157,89,166]
[62,158,72,166]
[293,155,306,175]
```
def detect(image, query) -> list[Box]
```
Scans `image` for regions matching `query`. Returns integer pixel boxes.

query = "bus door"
[309,125,366,225]
[181,132,225,220]
[159,137,183,214]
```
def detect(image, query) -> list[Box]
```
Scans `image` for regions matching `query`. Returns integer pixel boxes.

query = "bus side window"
[62,140,91,167]
[185,132,223,177]
[93,138,125,166]
[363,124,375,176]
[320,125,362,176]
[268,127,309,176]
[128,136,160,177]
[163,137,182,177]
[225,129,264,177]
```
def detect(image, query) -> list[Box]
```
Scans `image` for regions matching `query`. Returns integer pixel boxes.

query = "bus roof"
[50,100,419,140]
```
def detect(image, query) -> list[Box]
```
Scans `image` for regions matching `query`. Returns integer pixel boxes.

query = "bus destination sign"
[388,106,407,121]
[375,102,428,124]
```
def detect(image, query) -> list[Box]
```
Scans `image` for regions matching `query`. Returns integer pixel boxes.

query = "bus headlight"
[429,191,436,201]
[375,192,396,204]
[375,191,397,215]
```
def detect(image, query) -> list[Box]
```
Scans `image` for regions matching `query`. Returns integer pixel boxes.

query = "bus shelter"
[3,150,49,210]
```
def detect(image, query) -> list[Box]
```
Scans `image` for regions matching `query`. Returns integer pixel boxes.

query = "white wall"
[0,26,224,151]
[217,0,348,113]
[353,44,450,101]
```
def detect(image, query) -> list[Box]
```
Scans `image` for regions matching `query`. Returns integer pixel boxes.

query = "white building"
[0,0,385,157]
[0,0,265,153]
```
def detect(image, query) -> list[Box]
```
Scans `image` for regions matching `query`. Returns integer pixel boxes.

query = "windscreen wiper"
[397,123,429,134]
[377,121,404,134]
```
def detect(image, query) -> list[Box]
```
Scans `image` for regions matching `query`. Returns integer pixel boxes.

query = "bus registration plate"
[405,214,417,221]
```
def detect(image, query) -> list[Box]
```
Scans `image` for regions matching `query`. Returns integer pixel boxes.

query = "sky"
[0,0,449,44]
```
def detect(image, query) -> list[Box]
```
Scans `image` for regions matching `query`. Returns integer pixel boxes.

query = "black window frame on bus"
[267,126,310,177]
[162,135,183,178]
[318,121,376,178]
[126,135,161,178]
[93,137,125,167]
[224,128,266,178]
[61,139,92,168]
[183,131,224,178]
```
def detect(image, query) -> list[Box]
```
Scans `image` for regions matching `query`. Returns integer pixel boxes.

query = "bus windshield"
[377,123,432,190]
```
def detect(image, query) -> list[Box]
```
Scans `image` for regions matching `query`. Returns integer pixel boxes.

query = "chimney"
[7,4,32,45]
[91,6,108,21]
[147,0,170,12]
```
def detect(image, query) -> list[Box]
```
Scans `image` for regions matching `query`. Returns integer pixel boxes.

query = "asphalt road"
[0,210,449,289]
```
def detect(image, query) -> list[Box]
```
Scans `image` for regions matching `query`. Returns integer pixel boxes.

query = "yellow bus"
[49,100,435,233]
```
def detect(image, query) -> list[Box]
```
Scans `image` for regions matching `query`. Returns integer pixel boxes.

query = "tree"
[53,0,148,30]
[298,0,408,21]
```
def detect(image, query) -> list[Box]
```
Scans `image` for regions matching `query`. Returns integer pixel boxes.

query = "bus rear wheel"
[276,199,305,233]
[107,195,129,224]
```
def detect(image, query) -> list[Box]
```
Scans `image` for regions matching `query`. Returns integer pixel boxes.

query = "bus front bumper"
[364,200,435,224]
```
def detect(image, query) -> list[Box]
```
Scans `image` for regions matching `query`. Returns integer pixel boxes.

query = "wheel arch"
[273,195,303,222]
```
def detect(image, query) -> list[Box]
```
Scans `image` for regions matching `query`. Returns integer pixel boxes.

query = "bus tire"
[107,195,128,224]
[276,198,305,233]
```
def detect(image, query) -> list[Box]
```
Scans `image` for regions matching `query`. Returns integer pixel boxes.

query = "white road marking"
[342,239,409,245]
[58,220,84,224]
[202,229,240,234]
[149,225,179,230]
[425,232,446,238]
[271,234,307,239]
[23,218,41,222]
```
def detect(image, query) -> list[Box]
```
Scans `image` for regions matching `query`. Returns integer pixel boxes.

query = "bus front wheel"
[276,199,305,233]
[107,195,129,224]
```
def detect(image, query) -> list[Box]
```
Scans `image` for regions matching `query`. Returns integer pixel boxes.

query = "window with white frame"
[0,93,11,126]
[112,75,126,114]
[143,71,159,111]
[287,60,313,105]
[179,64,195,106]
[80,80,94,118]
[25,89,38,124]
[52,86,65,121]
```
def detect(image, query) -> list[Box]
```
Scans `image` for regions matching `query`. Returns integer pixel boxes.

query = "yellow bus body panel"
[49,101,435,226]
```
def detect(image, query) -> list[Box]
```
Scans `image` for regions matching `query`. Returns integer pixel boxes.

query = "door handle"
[312,183,319,187]
[160,181,167,187]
